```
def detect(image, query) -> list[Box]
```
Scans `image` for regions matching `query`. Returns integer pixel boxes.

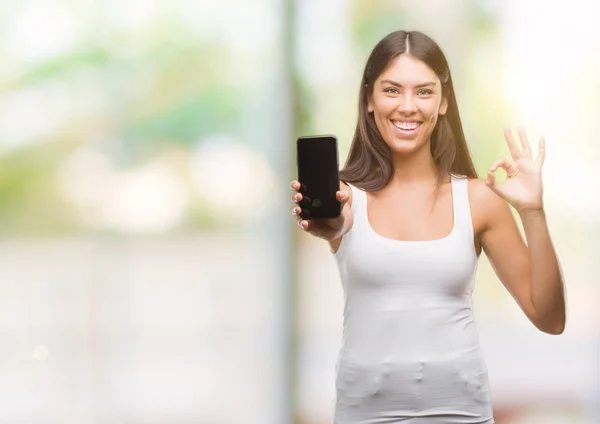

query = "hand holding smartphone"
[296,135,341,220]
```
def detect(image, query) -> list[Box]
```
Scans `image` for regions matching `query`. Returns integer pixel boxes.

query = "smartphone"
[296,135,340,220]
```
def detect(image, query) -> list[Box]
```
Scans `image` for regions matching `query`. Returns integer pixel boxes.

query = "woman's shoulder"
[465,177,499,200]
[450,174,488,196]
[465,177,510,222]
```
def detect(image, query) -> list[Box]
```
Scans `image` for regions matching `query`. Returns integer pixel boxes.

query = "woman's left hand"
[486,126,545,212]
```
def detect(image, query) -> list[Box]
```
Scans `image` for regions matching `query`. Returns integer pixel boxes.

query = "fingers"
[503,127,522,160]
[290,180,349,232]
[290,180,303,223]
[485,164,505,200]
[291,198,306,228]
[505,126,537,159]
[289,180,303,202]
[488,158,514,173]
[517,126,532,157]
[487,157,519,188]
[291,192,302,203]
[488,157,518,175]
[291,197,307,222]
[537,137,546,166]
[486,158,506,187]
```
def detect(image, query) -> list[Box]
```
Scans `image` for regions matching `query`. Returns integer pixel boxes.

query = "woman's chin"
[387,138,424,155]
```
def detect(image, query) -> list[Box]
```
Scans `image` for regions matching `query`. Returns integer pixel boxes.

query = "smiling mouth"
[391,120,422,131]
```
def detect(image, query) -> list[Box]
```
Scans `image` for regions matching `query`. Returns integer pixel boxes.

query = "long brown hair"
[339,30,477,191]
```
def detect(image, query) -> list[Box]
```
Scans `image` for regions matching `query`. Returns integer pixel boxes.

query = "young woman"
[290,30,565,423]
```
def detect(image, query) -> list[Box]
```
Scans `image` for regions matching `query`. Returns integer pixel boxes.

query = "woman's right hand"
[290,180,353,242]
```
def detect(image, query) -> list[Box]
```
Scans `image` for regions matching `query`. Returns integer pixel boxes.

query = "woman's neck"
[390,144,440,186]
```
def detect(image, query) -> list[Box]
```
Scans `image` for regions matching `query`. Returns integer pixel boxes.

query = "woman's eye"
[384,87,399,94]
[418,89,433,95]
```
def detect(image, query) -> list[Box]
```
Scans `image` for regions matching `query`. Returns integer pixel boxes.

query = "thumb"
[486,170,514,206]
[336,189,351,208]
[485,169,496,188]
[335,190,350,208]
[485,170,504,197]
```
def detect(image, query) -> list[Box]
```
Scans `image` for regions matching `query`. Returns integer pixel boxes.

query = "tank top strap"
[450,174,474,240]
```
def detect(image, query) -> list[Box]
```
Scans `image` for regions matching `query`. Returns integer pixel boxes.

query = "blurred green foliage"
[0,1,516,236]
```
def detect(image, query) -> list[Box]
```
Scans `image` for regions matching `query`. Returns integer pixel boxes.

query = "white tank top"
[332,175,494,423]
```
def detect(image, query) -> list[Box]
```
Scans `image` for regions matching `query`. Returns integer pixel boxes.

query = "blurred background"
[0,0,598,423]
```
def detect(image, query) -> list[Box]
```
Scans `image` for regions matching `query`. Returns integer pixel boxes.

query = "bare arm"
[479,183,566,334]
[329,181,354,253]
[518,208,565,332]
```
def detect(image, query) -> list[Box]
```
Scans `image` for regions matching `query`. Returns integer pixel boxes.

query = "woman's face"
[368,53,447,156]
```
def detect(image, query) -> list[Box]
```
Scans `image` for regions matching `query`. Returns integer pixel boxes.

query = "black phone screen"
[296,135,340,220]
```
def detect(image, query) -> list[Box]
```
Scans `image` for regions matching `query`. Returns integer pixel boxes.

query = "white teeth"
[392,121,420,130]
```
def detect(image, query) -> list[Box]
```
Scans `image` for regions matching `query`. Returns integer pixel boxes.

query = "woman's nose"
[397,93,417,113]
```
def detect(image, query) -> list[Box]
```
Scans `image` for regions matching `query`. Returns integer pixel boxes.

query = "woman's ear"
[439,96,448,116]
[367,86,374,113]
